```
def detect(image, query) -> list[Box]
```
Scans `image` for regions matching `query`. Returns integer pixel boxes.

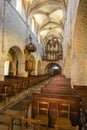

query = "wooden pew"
[41,86,75,95]
[41,76,73,95]
[1,75,50,96]
[82,98,87,122]
[44,77,71,87]
[0,75,50,104]
[31,93,81,128]
[73,85,87,98]
[50,76,71,82]
[73,85,87,129]
[0,80,12,103]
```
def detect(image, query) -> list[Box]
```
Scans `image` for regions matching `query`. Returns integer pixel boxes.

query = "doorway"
[46,63,61,76]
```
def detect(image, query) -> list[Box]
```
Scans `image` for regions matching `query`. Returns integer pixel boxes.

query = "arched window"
[16,0,22,14]
[4,61,10,76]
[32,18,35,34]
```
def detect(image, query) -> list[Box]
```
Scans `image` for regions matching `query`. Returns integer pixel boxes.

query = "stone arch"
[29,52,42,75]
[72,0,87,85]
[45,63,62,76]
[4,46,25,77]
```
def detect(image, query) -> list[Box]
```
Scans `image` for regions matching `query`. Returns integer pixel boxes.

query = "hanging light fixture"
[22,0,36,54]
[24,34,36,53]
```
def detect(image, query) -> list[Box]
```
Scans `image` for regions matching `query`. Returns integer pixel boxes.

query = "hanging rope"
[2,0,6,53]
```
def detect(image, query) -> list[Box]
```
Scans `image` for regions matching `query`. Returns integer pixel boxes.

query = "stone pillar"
[0,53,5,81]
[63,46,71,78]
[18,62,28,77]
[72,0,87,85]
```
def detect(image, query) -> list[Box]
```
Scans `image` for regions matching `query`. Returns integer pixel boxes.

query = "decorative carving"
[24,34,36,54]
[25,59,34,71]
[44,39,62,61]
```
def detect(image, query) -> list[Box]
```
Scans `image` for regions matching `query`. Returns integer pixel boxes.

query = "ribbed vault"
[22,0,67,44]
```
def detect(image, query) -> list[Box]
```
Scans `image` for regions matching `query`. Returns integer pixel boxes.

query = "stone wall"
[0,0,41,79]
[63,0,79,80]
[72,0,87,85]
[0,0,26,79]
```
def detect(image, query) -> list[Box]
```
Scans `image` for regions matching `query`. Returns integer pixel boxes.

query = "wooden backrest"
[0,84,4,93]
[41,86,75,95]
[73,85,87,97]
[57,103,70,119]
[32,93,81,127]
[0,112,12,130]
[37,101,49,116]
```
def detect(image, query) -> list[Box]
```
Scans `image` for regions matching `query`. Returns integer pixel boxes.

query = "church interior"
[0,0,87,130]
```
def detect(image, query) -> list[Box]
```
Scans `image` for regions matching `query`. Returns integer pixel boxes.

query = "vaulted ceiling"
[22,0,68,43]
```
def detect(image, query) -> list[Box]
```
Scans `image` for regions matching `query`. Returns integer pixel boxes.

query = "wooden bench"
[0,112,12,130]
[73,85,87,98]
[41,86,75,95]
[44,77,71,87]
[73,86,87,129]
[50,76,71,82]
[0,81,12,104]
[31,93,81,128]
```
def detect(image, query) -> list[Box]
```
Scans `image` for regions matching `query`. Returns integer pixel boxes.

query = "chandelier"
[24,34,36,53]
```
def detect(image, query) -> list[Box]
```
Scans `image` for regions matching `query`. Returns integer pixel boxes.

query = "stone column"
[0,53,5,81]
[18,62,28,77]
[63,46,71,78]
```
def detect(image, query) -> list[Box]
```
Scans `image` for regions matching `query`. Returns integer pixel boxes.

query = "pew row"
[31,93,81,128]
[73,85,87,129]
[45,80,71,86]
[41,86,75,95]
[73,85,87,98]
[0,75,50,103]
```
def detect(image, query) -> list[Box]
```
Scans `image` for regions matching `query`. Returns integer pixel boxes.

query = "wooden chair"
[0,112,12,130]
[55,103,72,130]
[22,81,29,93]
[35,101,49,129]
[11,83,20,97]
[0,84,11,104]
[21,117,41,130]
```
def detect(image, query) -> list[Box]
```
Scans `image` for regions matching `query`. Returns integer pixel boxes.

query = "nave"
[0,1,87,130]
[0,75,87,130]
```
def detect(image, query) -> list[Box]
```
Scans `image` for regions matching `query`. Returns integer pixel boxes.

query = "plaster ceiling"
[22,0,67,43]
